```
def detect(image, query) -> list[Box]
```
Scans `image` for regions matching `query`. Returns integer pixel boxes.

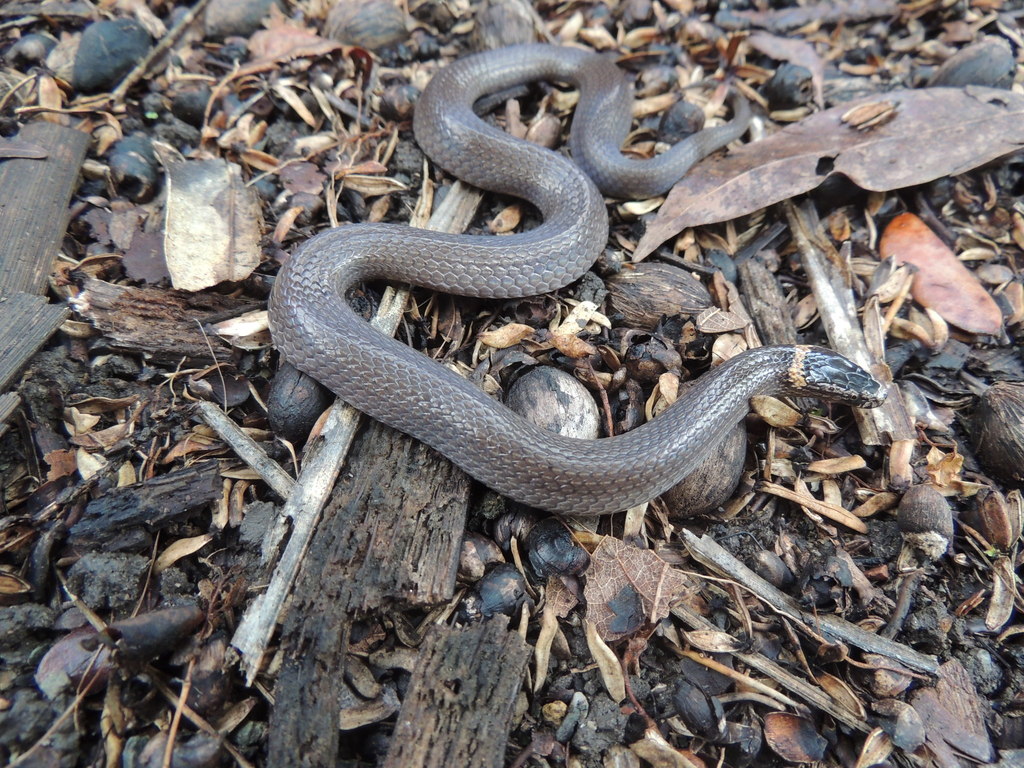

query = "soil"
[1,1,1023,767]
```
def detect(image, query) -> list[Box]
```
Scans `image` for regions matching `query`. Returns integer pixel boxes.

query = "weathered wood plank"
[0,293,69,391]
[73,278,256,364]
[0,121,88,298]
[0,392,19,437]
[267,420,471,766]
[383,618,530,768]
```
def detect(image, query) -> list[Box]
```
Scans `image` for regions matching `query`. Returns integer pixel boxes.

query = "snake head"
[788,346,887,408]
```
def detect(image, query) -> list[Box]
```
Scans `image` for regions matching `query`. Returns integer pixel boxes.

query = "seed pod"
[108,135,159,203]
[928,37,1015,89]
[5,33,57,68]
[972,382,1024,487]
[658,100,705,144]
[267,362,333,445]
[506,367,600,440]
[459,532,504,582]
[762,62,814,110]
[606,262,711,330]
[897,484,954,561]
[474,563,527,618]
[326,0,409,51]
[662,420,746,519]
[961,488,1022,551]
[672,677,726,742]
[751,550,795,590]
[523,517,590,579]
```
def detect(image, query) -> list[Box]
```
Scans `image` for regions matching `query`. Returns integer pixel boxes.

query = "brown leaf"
[163,157,263,291]
[478,323,535,349]
[878,213,1003,335]
[584,536,695,641]
[763,712,828,763]
[635,87,1024,260]
[247,7,342,64]
[910,660,995,766]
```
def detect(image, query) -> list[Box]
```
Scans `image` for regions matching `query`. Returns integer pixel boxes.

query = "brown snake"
[269,44,886,516]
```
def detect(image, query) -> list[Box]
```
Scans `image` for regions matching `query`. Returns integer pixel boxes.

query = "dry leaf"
[986,556,1014,632]
[583,620,626,702]
[584,536,695,641]
[635,87,1024,260]
[154,533,214,573]
[878,213,1002,335]
[163,157,262,291]
[248,7,342,64]
[764,712,828,762]
[478,323,535,349]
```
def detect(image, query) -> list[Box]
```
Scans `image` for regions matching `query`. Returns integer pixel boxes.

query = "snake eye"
[797,347,887,408]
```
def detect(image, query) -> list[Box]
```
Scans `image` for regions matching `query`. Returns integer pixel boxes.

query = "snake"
[268,44,886,516]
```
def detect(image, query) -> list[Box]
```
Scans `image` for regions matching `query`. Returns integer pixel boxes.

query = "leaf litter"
[634,86,1024,260]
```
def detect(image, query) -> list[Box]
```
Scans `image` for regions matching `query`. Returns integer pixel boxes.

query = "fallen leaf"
[584,536,695,641]
[163,157,263,291]
[247,6,342,65]
[279,162,326,195]
[634,87,1024,260]
[764,712,828,762]
[878,213,1003,335]
[584,620,626,702]
[478,323,535,349]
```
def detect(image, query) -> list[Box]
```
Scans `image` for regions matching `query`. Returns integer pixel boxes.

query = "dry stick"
[681,530,939,675]
[196,401,295,499]
[783,200,916,487]
[231,180,484,684]
[671,605,870,733]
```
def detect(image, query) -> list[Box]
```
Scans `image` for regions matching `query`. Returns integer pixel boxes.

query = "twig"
[681,530,938,675]
[195,401,295,499]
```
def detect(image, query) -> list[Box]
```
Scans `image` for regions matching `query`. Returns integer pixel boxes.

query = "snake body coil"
[269,45,885,516]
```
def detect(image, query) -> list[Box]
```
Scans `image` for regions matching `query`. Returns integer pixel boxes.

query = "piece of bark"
[0,122,88,298]
[737,257,799,346]
[231,181,485,683]
[68,460,221,546]
[0,293,69,391]
[267,419,471,765]
[73,277,258,364]
[382,618,531,768]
